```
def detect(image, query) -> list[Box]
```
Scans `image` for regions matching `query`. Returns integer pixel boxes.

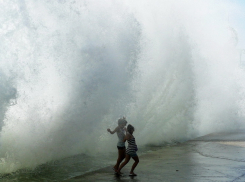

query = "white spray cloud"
[0,0,244,173]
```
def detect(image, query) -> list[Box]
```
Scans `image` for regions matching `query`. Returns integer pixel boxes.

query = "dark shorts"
[127,152,138,157]
[117,146,126,150]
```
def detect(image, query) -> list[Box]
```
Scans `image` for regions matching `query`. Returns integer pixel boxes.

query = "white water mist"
[0,0,244,173]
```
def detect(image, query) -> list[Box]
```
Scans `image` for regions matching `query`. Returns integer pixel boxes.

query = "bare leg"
[130,155,139,175]
[114,148,125,171]
[117,154,131,174]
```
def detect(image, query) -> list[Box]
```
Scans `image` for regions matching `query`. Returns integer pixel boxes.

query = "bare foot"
[116,171,123,175]
[113,167,117,172]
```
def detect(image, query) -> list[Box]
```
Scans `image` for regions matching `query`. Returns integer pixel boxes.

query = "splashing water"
[0,0,245,174]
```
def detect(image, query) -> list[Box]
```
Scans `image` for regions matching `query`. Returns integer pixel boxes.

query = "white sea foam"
[0,0,244,173]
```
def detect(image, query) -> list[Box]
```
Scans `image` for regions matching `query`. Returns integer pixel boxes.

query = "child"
[117,124,139,176]
[107,117,127,172]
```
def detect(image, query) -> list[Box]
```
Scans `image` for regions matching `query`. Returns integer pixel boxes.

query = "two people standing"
[107,117,139,176]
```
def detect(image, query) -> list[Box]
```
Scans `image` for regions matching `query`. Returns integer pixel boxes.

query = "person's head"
[118,117,127,128]
[127,124,134,134]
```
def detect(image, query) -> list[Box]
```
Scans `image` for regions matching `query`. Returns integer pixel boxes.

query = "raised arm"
[123,133,131,142]
[107,126,119,134]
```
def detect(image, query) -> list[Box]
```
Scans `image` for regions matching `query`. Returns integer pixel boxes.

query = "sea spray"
[0,0,244,173]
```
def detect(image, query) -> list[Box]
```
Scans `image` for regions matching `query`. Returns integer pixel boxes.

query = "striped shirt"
[126,137,137,154]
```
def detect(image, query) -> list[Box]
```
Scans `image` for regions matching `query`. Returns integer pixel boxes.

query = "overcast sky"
[229,0,245,49]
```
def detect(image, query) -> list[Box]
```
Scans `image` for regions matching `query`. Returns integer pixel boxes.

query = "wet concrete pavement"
[66,131,245,182]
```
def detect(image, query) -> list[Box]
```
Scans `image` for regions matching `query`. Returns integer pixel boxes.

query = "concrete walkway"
[66,131,245,182]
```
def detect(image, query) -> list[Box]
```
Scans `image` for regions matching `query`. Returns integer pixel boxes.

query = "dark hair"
[118,117,127,125]
[127,124,134,134]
